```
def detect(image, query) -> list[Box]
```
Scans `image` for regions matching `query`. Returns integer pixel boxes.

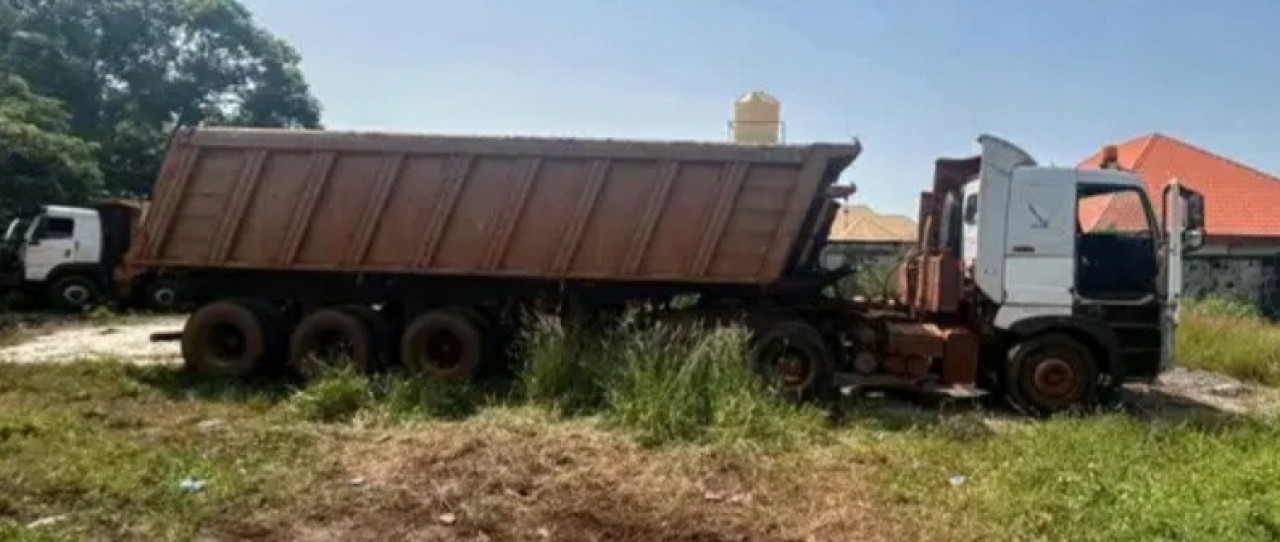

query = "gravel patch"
[1123,366,1280,416]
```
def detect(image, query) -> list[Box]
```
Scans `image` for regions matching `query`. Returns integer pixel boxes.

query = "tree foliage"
[0,74,102,218]
[0,0,321,208]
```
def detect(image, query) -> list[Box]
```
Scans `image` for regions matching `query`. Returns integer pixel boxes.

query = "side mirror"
[1184,190,1205,232]
[1183,229,1205,252]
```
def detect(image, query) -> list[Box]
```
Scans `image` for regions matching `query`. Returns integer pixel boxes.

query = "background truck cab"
[0,200,179,312]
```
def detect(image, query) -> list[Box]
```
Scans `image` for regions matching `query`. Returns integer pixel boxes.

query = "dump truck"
[130,127,1204,415]
[0,200,182,311]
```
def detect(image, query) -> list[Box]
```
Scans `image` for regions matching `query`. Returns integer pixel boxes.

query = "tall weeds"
[1179,297,1280,385]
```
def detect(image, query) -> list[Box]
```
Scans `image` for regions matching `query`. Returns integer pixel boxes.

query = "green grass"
[858,411,1280,541]
[0,361,334,541]
[517,314,828,449]
[1178,297,1280,385]
[285,367,484,424]
[604,323,827,449]
[6,308,1280,540]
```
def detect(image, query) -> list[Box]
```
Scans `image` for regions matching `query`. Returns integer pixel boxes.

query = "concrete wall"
[1184,251,1280,317]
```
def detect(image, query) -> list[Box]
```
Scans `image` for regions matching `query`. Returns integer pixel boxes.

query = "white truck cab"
[948,136,1204,402]
[21,205,104,283]
[0,201,177,311]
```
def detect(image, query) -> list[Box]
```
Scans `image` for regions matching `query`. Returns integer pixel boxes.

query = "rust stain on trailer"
[346,153,407,266]
[481,156,542,271]
[621,161,679,276]
[279,152,336,266]
[415,155,475,269]
[208,150,267,264]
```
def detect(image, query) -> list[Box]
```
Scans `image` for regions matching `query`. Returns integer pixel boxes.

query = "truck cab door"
[1002,169,1076,310]
[22,215,79,281]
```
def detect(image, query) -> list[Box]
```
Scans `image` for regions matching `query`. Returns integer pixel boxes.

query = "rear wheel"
[181,300,273,378]
[401,309,484,380]
[289,308,378,379]
[748,320,833,401]
[143,280,182,312]
[1005,333,1100,416]
[48,275,99,312]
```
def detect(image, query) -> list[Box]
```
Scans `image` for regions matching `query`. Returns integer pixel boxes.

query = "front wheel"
[48,275,100,312]
[748,320,833,401]
[1004,333,1100,416]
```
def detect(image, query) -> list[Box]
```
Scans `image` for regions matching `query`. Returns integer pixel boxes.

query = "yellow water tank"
[733,91,782,144]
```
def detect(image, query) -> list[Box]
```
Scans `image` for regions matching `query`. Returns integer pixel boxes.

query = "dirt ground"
[1,315,1277,417]
[0,315,184,364]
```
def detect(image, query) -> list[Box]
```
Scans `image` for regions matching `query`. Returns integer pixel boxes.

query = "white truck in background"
[0,200,181,312]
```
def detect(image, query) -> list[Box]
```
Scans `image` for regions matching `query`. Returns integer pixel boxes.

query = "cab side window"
[1075,186,1157,299]
[40,217,75,240]
[963,193,978,225]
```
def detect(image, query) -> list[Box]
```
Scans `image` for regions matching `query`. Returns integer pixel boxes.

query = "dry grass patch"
[331,408,902,542]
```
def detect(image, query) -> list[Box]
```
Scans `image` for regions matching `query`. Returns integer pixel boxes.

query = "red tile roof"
[1079,134,1280,239]
[828,205,917,243]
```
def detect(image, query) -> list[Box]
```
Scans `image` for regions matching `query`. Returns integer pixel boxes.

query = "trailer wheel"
[48,275,100,312]
[401,309,483,380]
[289,308,376,379]
[749,320,832,401]
[181,301,270,378]
[1005,333,1099,416]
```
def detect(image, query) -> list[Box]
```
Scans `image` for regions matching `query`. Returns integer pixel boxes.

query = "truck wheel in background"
[181,300,273,378]
[48,275,100,312]
[1004,333,1100,416]
[289,308,377,379]
[749,320,833,401]
[143,280,182,312]
[401,309,483,380]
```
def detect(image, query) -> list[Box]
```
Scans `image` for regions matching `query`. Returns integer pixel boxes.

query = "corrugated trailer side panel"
[131,128,860,286]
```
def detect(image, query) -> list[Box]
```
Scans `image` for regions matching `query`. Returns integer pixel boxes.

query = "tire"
[143,280,182,312]
[48,275,100,312]
[1004,333,1100,416]
[181,300,271,378]
[748,320,833,401]
[338,305,394,368]
[289,308,376,379]
[400,309,483,380]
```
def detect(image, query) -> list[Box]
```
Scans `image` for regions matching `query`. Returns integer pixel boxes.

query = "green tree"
[0,0,321,198]
[0,74,102,219]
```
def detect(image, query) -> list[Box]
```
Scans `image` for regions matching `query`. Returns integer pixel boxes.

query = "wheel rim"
[1031,357,1078,400]
[422,329,464,371]
[62,284,90,305]
[208,322,247,364]
[153,287,176,307]
[767,345,814,393]
[302,329,357,371]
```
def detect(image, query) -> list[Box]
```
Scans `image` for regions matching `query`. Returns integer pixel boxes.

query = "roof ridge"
[1150,134,1280,184]
[1129,133,1161,171]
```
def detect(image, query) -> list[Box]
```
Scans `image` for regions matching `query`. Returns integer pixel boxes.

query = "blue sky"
[241,0,1280,216]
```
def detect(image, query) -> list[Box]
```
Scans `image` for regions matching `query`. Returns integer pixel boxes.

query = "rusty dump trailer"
[129,127,862,380]
[130,128,858,290]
